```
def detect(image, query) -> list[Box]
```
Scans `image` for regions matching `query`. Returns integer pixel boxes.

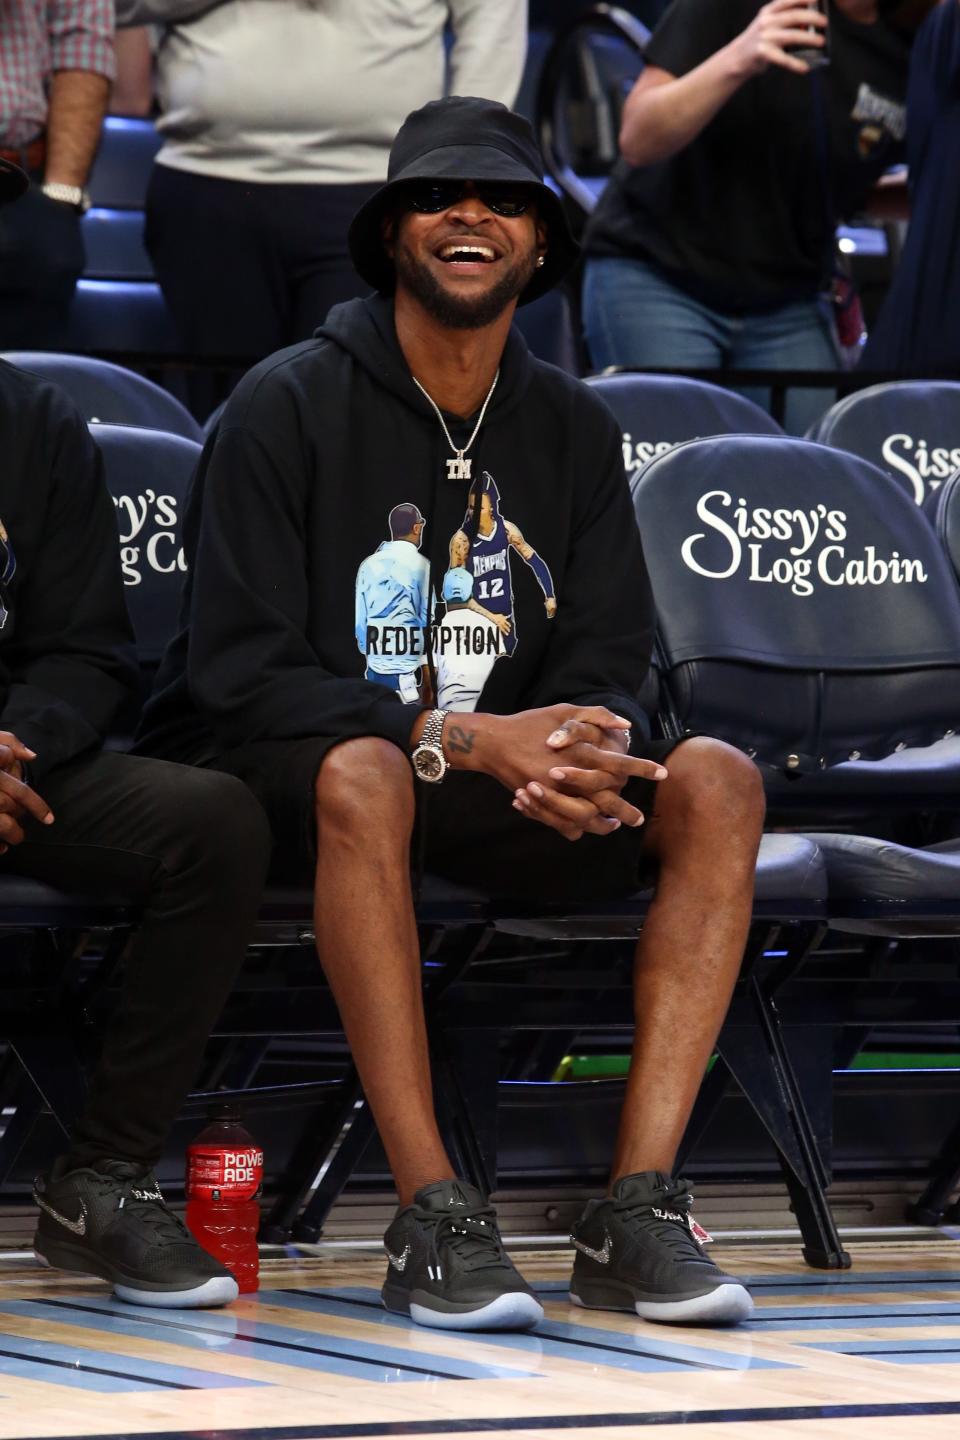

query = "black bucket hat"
[348,96,579,307]
[0,157,28,207]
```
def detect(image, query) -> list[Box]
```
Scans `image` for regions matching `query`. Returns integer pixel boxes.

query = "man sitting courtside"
[138,98,766,1332]
[0,157,271,1309]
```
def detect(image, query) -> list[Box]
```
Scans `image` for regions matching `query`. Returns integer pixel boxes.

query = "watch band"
[420,708,447,752]
[42,181,89,212]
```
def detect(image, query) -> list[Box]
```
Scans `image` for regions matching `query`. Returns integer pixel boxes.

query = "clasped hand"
[488,705,667,843]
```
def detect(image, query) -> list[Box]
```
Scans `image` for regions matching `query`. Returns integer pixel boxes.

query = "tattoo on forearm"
[447,725,476,755]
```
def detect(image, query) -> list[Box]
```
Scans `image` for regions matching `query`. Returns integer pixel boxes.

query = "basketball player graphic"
[448,471,556,657]
[435,566,506,712]
[355,503,431,702]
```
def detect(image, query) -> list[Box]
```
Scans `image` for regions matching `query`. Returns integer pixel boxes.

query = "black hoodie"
[137,297,656,763]
[0,361,137,779]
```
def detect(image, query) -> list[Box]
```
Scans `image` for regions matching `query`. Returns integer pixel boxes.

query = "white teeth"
[439,243,496,261]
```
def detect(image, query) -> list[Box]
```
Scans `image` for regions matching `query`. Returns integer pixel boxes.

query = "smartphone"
[792,0,830,69]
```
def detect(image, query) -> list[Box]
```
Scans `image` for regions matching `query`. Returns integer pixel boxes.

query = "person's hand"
[545,597,557,619]
[0,731,54,854]
[445,705,665,841]
[514,712,667,840]
[731,0,827,77]
[0,730,36,782]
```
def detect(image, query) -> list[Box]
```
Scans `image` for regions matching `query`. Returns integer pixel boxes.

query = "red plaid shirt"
[0,1,115,148]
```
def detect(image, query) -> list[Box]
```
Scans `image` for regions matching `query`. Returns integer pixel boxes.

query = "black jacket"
[137,296,656,760]
[0,361,137,779]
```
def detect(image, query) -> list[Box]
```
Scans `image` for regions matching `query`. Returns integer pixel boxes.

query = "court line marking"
[0,1344,192,1394]
[21,1297,535,1385]
[280,1288,789,1373]
[18,1399,960,1438]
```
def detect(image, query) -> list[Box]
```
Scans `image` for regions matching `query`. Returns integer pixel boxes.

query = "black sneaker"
[570,1171,753,1324]
[381,1179,543,1331]
[33,1158,238,1308]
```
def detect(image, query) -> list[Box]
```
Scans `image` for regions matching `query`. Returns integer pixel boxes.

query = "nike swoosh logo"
[572,1232,611,1264]
[385,1244,411,1272]
[34,1193,87,1237]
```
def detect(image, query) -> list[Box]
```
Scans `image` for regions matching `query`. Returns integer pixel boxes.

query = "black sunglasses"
[405,181,533,218]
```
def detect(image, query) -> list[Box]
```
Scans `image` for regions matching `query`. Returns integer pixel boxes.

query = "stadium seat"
[3,352,201,441]
[91,424,201,667]
[81,207,153,281]
[588,373,783,484]
[925,466,960,581]
[65,280,178,355]
[632,435,960,787]
[807,381,960,506]
[87,117,162,210]
[810,834,960,938]
[514,287,581,373]
[203,398,228,438]
[537,6,648,228]
[630,433,960,1253]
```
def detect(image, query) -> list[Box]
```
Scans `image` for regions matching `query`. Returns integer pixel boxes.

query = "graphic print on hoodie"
[355,474,559,714]
[135,295,657,767]
[355,502,430,702]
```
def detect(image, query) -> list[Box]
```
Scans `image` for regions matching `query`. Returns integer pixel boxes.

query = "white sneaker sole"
[409,1292,543,1331]
[113,1275,239,1309]
[572,1281,753,1326]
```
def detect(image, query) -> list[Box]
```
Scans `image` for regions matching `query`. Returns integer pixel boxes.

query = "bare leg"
[611,737,765,1183]
[313,737,454,1205]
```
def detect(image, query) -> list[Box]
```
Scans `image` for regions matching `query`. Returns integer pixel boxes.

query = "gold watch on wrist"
[411,708,449,784]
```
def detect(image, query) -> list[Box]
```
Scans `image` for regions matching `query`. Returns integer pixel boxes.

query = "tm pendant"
[447,454,471,481]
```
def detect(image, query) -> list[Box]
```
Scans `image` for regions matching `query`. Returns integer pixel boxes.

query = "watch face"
[414,746,445,782]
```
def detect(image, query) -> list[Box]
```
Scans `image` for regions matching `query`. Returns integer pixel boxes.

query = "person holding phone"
[582,0,935,429]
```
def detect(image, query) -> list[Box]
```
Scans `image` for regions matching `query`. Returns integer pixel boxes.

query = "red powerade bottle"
[185,1106,263,1293]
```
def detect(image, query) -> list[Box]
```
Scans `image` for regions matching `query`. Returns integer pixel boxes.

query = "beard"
[393,240,538,330]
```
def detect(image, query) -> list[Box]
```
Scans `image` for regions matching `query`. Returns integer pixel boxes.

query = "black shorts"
[213,735,680,901]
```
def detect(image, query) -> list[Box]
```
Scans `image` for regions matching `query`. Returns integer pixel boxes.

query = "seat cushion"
[765,734,960,812]
[752,833,827,905]
[0,875,139,927]
[812,833,960,900]
[492,833,826,938]
[808,833,960,937]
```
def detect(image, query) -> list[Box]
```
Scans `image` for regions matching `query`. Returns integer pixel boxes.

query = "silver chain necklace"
[412,368,499,481]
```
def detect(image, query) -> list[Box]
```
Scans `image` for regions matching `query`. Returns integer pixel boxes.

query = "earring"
[536,255,546,268]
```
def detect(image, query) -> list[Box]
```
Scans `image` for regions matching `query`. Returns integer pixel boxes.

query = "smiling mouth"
[437,242,498,265]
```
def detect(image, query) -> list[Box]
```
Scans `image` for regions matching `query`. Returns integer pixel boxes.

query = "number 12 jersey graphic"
[354,473,557,713]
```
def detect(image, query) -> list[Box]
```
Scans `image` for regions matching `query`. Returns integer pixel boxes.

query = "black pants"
[0,182,84,348]
[145,165,377,413]
[215,737,673,899]
[3,751,271,1170]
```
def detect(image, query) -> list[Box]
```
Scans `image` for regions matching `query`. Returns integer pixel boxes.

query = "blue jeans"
[582,256,839,435]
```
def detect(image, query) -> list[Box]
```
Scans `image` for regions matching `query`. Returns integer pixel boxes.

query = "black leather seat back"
[4,351,201,441]
[808,381,960,506]
[631,436,960,773]
[588,373,782,487]
[91,423,199,668]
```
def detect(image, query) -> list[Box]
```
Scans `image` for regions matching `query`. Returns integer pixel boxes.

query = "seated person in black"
[138,99,766,1335]
[0,159,270,1309]
[583,0,935,430]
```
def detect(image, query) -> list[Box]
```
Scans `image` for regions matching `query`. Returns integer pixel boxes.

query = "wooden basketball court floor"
[1,1237,960,1439]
